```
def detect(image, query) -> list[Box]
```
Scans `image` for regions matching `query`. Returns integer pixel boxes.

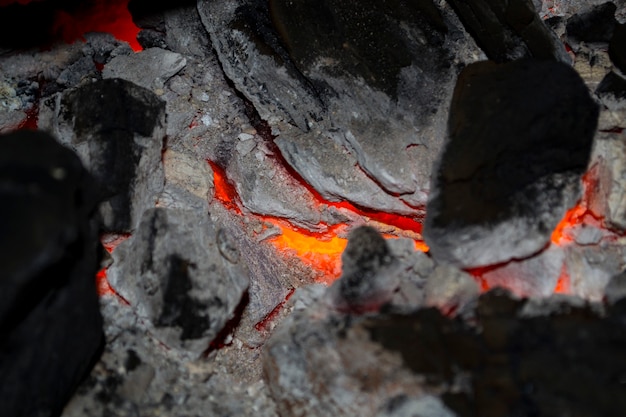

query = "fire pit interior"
[2,0,626,416]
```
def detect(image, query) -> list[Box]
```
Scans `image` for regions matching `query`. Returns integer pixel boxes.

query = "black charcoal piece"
[0,130,103,417]
[446,0,570,63]
[566,2,617,45]
[332,226,395,312]
[59,78,166,233]
[423,59,598,268]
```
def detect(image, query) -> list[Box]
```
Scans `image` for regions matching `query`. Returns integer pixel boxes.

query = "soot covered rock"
[57,78,166,233]
[0,130,103,417]
[107,207,249,358]
[423,59,598,268]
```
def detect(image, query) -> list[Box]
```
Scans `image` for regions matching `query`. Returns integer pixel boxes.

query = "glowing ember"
[469,164,609,295]
[255,288,295,331]
[208,160,242,214]
[96,233,132,300]
[553,263,571,294]
[467,263,502,292]
[95,267,115,296]
[551,164,604,245]
[17,105,39,131]
[207,157,430,283]
[414,240,429,252]
[100,232,132,254]
[264,219,348,284]
[52,0,142,51]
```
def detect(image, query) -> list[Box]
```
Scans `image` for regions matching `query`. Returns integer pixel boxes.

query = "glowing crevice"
[208,158,428,283]
[96,233,132,303]
[254,288,295,332]
[263,218,348,283]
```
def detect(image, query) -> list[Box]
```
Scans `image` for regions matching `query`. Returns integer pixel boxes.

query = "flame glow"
[52,0,141,51]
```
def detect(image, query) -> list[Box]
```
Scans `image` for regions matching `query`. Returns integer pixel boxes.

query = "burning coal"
[2,1,626,417]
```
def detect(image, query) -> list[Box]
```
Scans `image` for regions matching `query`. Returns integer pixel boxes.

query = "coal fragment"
[0,130,103,417]
[566,2,618,45]
[107,208,249,358]
[266,287,626,417]
[58,78,166,233]
[445,0,570,63]
[199,0,480,212]
[269,0,448,98]
[423,59,598,268]
[596,70,626,101]
[330,226,396,312]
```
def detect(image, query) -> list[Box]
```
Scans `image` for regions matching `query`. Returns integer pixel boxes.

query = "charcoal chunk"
[0,130,103,417]
[331,226,396,312]
[199,0,481,213]
[566,2,618,45]
[446,0,570,63]
[107,208,249,358]
[596,70,626,101]
[58,78,166,233]
[423,59,598,268]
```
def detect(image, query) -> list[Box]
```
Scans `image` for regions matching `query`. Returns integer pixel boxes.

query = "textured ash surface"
[198,0,485,214]
[107,207,249,359]
[0,1,626,416]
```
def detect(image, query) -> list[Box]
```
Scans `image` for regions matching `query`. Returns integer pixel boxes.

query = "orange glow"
[469,163,604,295]
[553,263,570,294]
[206,155,429,283]
[97,233,131,301]
[551,204,587,245]
[52,0,142,51]
[551,164,604,245]
[255,288,295,331]
[414,240,429,252]
[467,262,503,292]
[208,160,242,214]
[264,218,348,284]
[96,268,130,304]
[96,267,115,296]
[100,232,131,253]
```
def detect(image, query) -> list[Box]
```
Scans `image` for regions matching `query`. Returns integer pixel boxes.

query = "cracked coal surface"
[2,1,626,417]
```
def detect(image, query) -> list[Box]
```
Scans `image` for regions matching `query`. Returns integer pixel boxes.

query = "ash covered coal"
[107,207,250,359]
[423,58,599,269]
[447,0,572,63]
[198,0,484,214]
[266,275,626,417]
[2,0,626,417]
[54,77,166,233]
